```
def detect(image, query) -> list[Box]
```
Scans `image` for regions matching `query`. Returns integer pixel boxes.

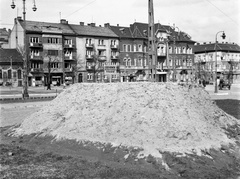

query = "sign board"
[104,64,118,75]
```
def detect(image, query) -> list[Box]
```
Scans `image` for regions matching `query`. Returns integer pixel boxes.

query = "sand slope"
[13,82,240,158]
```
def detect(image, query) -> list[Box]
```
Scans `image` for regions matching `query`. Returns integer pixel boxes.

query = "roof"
[19,20,118,38]
[21,20,74,34]
[110,26,133,38]
[0,48,23,63]
[70,24,118,38]
[193,43,240,53]
[129,22,195,43]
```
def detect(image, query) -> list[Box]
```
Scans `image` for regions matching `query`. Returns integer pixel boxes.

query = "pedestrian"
[202,79,206,88]
[47,82,51,90]
[63,82,66,89]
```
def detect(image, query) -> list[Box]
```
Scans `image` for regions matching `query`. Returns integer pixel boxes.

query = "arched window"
[127,59,131,66]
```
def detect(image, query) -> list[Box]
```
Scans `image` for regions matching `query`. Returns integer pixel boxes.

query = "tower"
[148,0,156,81]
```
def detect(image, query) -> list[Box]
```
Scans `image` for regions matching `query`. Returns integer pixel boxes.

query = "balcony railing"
[64,44,75,48]
[86,65,95,70]
[30,55,43,61]
[157,52,166,56]
[86,54,93,59]
[111,55,119,60]
[110,44,118,49]
[30,68,44,73]
[85,43,94,48]
[98,56,106,61]
[64,55,75,60]
[29,42,43,48]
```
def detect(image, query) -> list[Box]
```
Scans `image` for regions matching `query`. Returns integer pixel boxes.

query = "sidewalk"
[0,85,66,102]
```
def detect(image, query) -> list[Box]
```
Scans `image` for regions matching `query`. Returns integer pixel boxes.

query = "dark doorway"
[78,73,83,83]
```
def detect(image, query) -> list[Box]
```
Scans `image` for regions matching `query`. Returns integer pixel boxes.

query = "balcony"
[64,55,75,61]
[110,44,118,50]
[64,44,75,49]
[85,43,94,48]
[157,52,166,57]
[29,55,43,61]
[29,42,43,48]
[86,54,94,60]
[111,55,119,60]
[86,65,95,71]
[98,56,106,61]
[64,68,73,72]
[30,68,44,73]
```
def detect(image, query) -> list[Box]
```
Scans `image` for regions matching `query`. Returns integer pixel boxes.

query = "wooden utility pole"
[148,0,157,82]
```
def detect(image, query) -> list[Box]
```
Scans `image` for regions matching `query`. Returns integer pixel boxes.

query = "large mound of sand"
[13,82,239,158]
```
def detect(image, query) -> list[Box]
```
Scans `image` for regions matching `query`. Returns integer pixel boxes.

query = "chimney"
[60,19,68,24]
[80,22,84,26]
[91,23,95,27]
[117,24,119,27]
[203,42,206,44]
[104,23,110,28]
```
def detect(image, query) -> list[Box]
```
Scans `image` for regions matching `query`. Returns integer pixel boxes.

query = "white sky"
[1,0,239,44]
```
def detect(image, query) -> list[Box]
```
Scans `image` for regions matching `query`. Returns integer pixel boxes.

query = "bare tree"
[44,54,59,90]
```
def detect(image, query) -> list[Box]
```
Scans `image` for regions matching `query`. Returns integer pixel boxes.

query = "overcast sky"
[1,0,239,44]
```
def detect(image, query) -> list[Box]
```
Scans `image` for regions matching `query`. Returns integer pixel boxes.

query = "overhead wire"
[63,0,97,18]
[205,0,239,26]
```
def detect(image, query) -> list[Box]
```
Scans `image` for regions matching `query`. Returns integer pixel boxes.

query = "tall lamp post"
[214,31,226,93]
[11,0,37,98]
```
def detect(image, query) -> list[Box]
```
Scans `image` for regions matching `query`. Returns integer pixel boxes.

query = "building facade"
[6,17,196,85]
[193,42,240,83]
[0,48,23,86]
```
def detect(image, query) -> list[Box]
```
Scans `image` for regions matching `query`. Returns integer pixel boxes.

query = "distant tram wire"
[63,0,97,18]
[205,0,239,26]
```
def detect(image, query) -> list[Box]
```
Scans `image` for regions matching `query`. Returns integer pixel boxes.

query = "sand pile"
[13,82,239,158]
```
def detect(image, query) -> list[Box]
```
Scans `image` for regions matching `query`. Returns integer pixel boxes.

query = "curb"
[0,96,56,104]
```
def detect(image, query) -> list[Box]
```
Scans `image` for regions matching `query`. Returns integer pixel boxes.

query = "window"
[112,74,117,79]
[17,69,22,79]
[98,50,105,56]
[111,40,116,45]
[87,73,93,80]
[139,59,143,67]
[47,38,60,44]
[127,45,131,52]
[134,44,136,52]
[30,37,39,43]
[31,62,41,69]
[134,59,137,66]
[30,49,39,56]
[182,47,186,54]
[8,69,12,79]
[48,50,58,56]
[65,39,72,45]
[127,59,131,66]
[123,45,127,52]
[144,59,147,66]
[98,39,104,45]
[169,47,172,54]
[0,69,2,79]
[138,44,142,52]
[86,38,92,44]
[86,50,92,55]
[64,50,72,56]
[51,62,59,68]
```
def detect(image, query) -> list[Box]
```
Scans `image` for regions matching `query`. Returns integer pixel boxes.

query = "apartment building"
[110,22,195,82]
[70,22,119,83]
[193,42,240,83]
